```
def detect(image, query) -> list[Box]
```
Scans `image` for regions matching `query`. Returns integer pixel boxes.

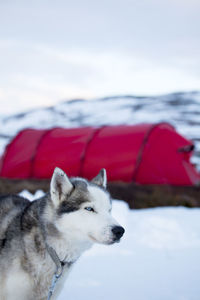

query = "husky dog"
[0,168,125,300]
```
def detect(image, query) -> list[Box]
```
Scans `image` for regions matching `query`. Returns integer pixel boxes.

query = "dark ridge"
[62,99,85,105]
[100,95,152,101]
[0,134,11,138]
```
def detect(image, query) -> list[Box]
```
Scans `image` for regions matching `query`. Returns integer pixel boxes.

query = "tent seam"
[132,122,174,182]
[0,129,31,177]
[29,128,56,178]
[79,126,106,178]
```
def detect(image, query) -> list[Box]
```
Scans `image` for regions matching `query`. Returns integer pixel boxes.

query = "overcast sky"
[0,0,200,114]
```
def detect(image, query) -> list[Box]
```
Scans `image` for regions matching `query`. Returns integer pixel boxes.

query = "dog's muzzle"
[112,226,125,241]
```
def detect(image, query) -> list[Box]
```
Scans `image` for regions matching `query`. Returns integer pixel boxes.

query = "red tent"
[0,123,200,186]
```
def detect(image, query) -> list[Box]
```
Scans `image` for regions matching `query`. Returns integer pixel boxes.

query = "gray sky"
[0,0,200,114]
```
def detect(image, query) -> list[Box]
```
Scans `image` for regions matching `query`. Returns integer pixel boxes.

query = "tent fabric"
[0,123,200,186]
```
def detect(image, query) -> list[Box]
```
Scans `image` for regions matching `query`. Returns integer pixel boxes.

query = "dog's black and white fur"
[0,168,125,300]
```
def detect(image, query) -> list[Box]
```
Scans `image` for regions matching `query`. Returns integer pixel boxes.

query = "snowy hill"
[1,91,200,169]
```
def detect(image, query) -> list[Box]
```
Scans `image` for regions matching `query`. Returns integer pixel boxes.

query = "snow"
[20,190,200,300]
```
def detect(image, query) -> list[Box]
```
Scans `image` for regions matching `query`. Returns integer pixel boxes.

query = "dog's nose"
[112,226,125,240]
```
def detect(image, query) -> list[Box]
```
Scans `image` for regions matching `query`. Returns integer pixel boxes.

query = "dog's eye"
[84,207,95,212]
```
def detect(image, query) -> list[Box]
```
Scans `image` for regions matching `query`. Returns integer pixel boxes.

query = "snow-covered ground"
[21,190,200,300]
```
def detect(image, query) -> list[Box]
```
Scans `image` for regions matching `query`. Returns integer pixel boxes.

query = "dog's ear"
[50,167,73,205]
[91,169,107,188]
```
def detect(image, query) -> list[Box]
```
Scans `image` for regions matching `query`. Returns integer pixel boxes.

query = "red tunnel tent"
[0,123,200,186]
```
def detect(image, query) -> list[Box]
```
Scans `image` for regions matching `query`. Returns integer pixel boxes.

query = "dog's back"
[0,195,30,250]
[0,195,35,300]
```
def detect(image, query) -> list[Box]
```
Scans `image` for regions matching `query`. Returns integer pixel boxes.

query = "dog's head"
[49,167,125,245]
